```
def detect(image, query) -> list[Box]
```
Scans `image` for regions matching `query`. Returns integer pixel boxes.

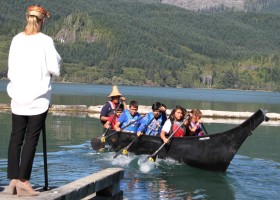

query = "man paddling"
[137,102,167,136]
[114,101,142,133]
[100,85,127,125]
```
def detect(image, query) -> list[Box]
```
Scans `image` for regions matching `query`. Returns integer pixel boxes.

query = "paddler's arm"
[120,96,127,110]
[103,120,111,129]
[160,130,169,144]
[114,121,121,132]
[100,102,111,123]
[160,119,170,143]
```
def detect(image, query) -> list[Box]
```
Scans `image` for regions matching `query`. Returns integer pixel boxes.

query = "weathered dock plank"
[0,168,124,200]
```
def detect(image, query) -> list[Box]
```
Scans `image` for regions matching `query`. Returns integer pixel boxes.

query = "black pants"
[7,110,48,180]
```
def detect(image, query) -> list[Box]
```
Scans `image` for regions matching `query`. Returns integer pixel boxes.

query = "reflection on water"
[108,154,234,199]
[228,155,280,200]
[2,111,279,199]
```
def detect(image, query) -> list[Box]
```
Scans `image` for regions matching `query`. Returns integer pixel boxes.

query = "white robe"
[7,32,61,115]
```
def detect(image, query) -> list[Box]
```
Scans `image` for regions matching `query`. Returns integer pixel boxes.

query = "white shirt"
[162,119,172,134]
[7,32,61,115]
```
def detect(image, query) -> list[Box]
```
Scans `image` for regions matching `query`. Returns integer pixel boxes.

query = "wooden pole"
[42,122,49,190]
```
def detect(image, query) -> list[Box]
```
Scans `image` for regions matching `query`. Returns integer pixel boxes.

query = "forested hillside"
[161,0,279,12]
[0,0,280,91]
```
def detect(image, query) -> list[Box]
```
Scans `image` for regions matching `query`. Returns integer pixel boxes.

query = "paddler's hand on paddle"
[120,96,127,109]
[103,121,111,129]
[114,122,121,132]
[162,138,169,144]
[137,131,143,137]
[160,105,166,113]
[160,130,169,144]
[184,119,189,126]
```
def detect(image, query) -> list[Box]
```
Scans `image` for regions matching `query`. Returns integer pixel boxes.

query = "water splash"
[111,154,134,167]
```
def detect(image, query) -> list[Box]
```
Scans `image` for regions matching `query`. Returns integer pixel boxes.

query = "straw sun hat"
[26,5,51,20]
[108,86,122,97]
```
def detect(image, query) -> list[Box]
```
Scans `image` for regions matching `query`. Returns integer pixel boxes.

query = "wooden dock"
[0,168,124,200]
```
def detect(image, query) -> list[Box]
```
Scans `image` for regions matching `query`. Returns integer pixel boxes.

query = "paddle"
[91,115,145,151]
[113,117,155,158]
[201,123,208,135]
[113,136,138,158]
[144,117,188,163]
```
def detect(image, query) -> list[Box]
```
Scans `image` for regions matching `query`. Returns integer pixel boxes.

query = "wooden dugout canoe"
[92,109,269,171]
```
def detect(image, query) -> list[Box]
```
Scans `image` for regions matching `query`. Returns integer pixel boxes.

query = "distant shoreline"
[0,104,279,124]
[0,79,275,93]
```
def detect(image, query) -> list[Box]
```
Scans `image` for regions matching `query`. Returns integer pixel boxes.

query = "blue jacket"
[137,111,167,136]
[118,109,141,133]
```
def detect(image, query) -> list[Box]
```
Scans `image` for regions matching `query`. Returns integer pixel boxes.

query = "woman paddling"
[160,105,188,144]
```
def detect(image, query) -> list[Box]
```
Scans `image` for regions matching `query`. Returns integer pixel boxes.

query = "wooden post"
[42,122,49,190]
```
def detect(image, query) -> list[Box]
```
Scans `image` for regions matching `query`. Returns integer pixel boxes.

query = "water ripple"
[228,155,280,199]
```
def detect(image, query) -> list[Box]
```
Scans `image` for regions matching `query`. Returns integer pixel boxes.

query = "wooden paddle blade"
[101,136,106,142]
[143,155,155,163]
[113,148,128,159]
[122,149,128,155]
[113,150,122,159]
[91,137,105,151]
[113,136,138,159]
[148,156,156,162]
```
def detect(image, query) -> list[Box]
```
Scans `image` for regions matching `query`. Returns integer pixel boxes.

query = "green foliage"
[0,0,280,91]
[0,35,11,77]
[244,0,279,12]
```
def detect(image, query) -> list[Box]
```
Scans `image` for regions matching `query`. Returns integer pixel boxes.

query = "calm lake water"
[0,80,280,199]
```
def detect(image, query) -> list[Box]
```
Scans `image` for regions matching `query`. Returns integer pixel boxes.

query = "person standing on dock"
[6,5,61,196]
[100,85,127,125]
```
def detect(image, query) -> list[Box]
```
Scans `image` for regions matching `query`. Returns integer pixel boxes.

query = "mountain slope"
[161,0,244,11]
[160,0,280,12]
[0,0,280,91]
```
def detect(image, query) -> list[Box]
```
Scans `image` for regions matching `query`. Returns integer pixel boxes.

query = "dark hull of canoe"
[98,109,268,171]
